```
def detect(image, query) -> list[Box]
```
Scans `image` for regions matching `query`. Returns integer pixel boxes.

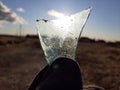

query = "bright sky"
[0,0,120,41]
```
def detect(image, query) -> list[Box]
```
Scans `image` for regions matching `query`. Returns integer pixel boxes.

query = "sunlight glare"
[53,16,72,36]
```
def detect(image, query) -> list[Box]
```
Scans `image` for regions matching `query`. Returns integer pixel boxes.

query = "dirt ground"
[0,35,120,90]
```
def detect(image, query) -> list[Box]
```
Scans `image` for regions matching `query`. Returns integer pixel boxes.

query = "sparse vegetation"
[0,35,120,90]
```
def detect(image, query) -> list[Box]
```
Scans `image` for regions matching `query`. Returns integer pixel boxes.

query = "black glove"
[28,57,83,90]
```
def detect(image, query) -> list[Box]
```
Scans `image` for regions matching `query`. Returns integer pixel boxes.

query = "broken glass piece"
[37,7,92,64]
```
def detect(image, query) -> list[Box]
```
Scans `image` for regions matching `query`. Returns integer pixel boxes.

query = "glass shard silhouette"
[37,8,91,64]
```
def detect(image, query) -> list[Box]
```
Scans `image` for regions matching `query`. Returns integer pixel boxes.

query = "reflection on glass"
[37,7,92,64]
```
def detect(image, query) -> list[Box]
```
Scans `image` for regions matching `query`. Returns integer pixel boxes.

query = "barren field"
[0,35,120,90]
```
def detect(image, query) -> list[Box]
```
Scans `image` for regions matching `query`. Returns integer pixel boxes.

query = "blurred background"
[0,0,120,90]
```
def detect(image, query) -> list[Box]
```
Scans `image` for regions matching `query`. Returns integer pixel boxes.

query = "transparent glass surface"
[37,8,91,64]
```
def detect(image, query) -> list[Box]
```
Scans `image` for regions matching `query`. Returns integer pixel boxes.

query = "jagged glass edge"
[36,7,92,64]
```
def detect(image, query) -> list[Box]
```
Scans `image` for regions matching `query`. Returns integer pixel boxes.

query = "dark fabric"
[28,57,83,90]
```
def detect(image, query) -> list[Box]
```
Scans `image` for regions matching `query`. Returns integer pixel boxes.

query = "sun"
[53,16,72,36]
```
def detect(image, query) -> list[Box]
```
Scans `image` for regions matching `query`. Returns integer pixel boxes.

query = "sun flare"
[53,16,72,35]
